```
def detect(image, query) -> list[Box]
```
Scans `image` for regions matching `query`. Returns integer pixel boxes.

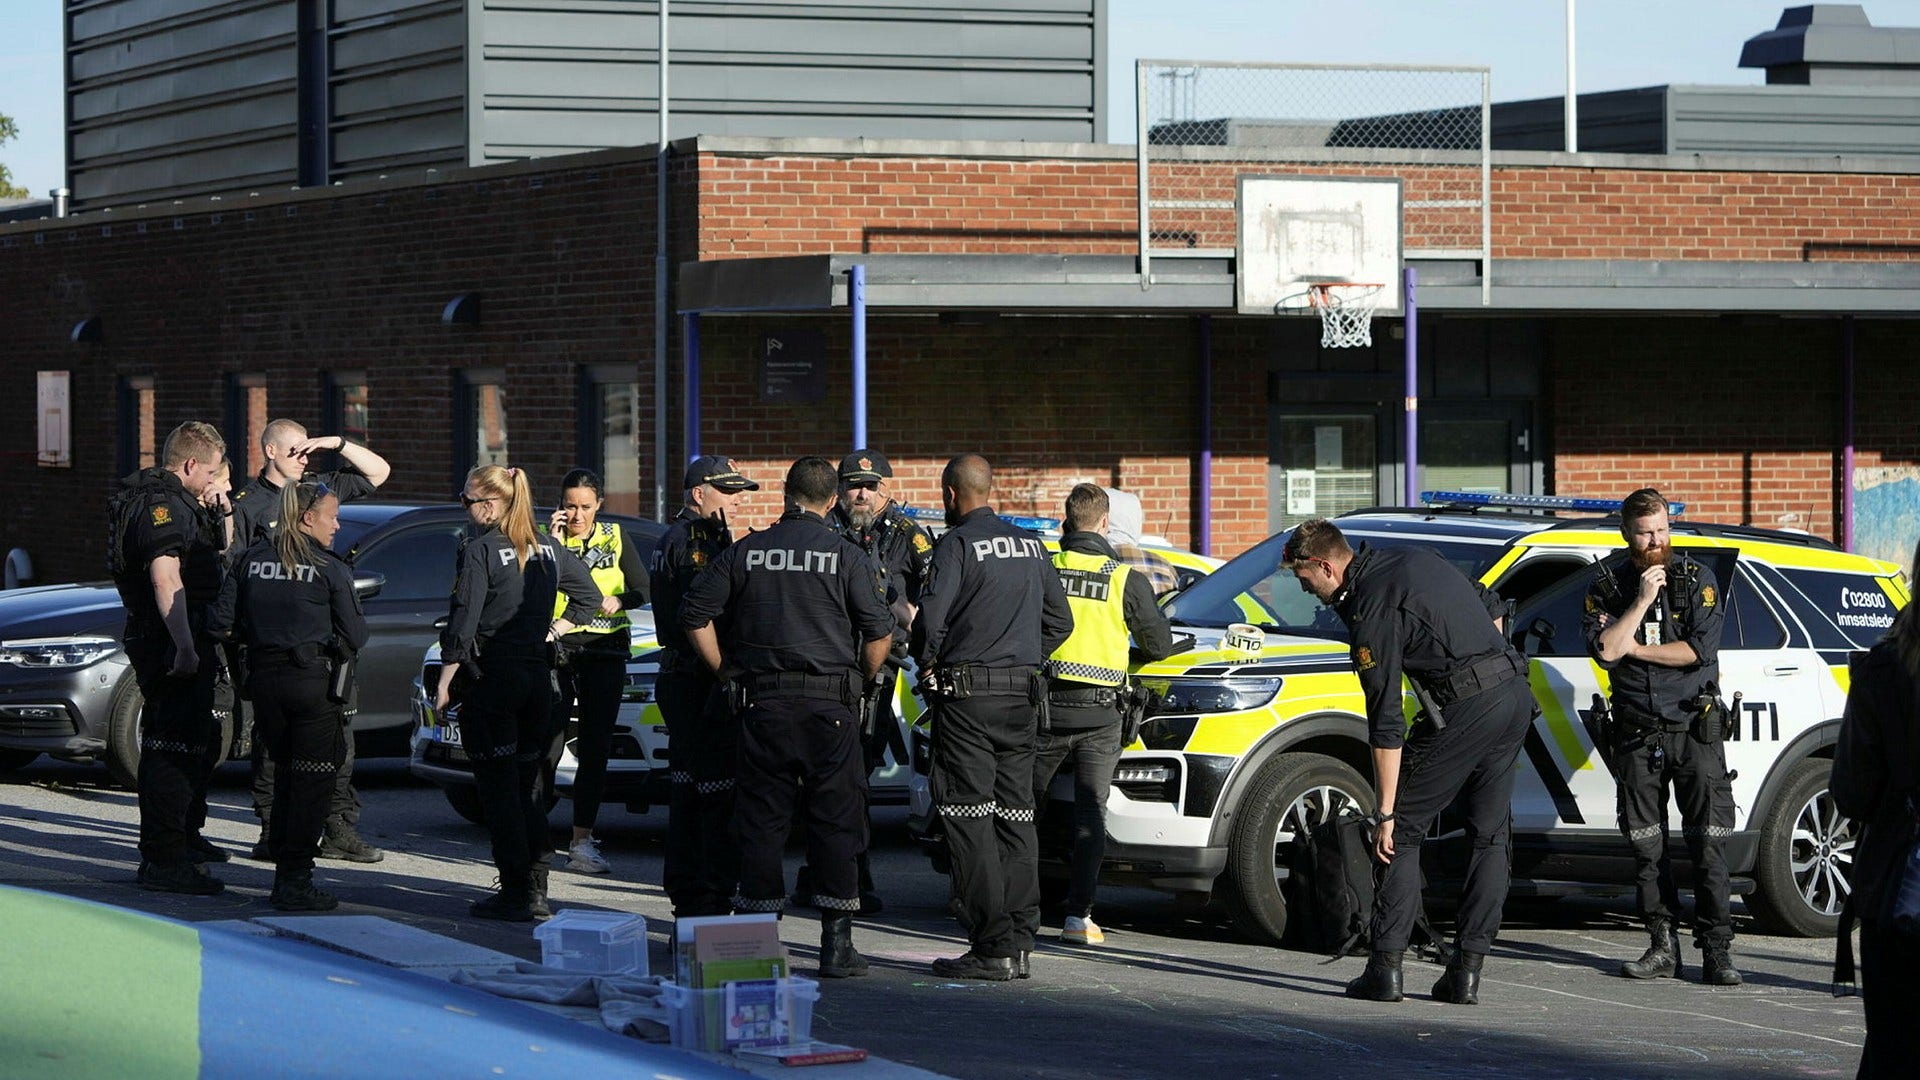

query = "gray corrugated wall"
[329,0,467,182]
[68,0,300,208]
[1668,85,1920,157]
[475,0,1102,163]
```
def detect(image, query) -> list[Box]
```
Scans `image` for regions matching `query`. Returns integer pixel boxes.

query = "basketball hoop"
[1307,283,1386,348]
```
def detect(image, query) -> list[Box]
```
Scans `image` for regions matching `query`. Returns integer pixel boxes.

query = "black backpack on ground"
[1285,808,1450,963]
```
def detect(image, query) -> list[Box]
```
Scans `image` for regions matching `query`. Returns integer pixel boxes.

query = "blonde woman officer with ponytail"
[233,479,368,911]
[436,465,600,921]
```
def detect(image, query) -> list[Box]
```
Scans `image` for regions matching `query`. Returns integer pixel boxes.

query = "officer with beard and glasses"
[1585,487,1738,987]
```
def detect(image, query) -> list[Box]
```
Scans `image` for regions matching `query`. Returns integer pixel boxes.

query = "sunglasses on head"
[459,492,497,507]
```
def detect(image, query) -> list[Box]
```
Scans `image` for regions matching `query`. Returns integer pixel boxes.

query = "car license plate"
[436,723,463,747]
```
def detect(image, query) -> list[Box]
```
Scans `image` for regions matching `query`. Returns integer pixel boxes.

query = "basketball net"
[1308,283,1385,349]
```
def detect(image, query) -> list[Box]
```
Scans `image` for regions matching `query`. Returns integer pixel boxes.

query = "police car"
[410,513,1219,825]
[906,492,1907,942]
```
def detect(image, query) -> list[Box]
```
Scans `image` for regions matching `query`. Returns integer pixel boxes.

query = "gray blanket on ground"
[451,962,670,1040]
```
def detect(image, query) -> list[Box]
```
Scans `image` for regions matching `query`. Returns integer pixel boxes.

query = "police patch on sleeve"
[1700,585,1716,608]
[150,505,172,527]
[1584,593,1601,614]
[690,548,707,569]
[911,532,932,555]
[1355,645,1375,672]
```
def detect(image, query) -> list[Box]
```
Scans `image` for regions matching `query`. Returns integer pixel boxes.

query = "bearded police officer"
[1286,518,1534,1005]
[1035,484,1176,947]
[110,421,231,895]
[912,454,1074,981]
[789,448,934,913]
[651,455,757,918]
[230,418,393,865]
[1585,488,1739,987]
[681,456,895,979]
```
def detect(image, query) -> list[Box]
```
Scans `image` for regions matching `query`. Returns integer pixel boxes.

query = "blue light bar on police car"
[901,505,1062,534]
[1419,491,1686,515]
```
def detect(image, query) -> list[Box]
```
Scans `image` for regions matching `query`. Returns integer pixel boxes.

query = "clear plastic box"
[533,910,649,975]
[659,975,819,1053]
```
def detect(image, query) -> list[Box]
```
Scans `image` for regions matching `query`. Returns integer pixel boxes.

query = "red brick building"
[2,134,1918,585]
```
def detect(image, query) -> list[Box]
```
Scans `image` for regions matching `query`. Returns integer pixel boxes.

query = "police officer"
[434,465,600,921]
[912,454,1073,981]
[109,421,231,895]
[681,456,895,979]
[790,448,934,913]
[1285,518,1534,1005]
[231,418,393,865]
[232,480,369,911]
[1584,488,1739,987]
[1034,484,1176,946]
[546,468,651,875]
[651,455,757,918]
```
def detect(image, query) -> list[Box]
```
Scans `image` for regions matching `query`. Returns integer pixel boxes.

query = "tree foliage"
[0,113,29,200]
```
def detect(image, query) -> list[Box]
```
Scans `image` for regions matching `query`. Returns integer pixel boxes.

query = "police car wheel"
[442,784,488,826]
[1748,756,1853,938]
[105,677,144,790]
[1222,751,1374,947]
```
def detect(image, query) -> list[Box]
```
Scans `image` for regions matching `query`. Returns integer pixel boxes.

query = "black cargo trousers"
[249,655,348,872]
[658,662,739,917]
[1612,710,1735,944]
[929,671,1041,960]
[127,633,221,868]
[732,688,868,914]
[1373,677,1535,957]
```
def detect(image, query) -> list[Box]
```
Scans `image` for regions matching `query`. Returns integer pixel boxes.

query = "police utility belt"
[921,664,1039,700]
[733,670,859,707]
[1047,682,1120,709]
[1420,650,1527,710]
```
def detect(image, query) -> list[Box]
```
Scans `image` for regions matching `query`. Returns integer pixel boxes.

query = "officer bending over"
[1036,484,1176,946]
[681,456,895,979]
[1584,488,1739,987]
[651,456,757,918]
[232,480,368,911]
[913,454,1073,982]
[1286,519,1533,1005]
[110,421,231,895]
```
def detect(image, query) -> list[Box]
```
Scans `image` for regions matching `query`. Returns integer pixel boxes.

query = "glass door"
[1269,412,1380,533]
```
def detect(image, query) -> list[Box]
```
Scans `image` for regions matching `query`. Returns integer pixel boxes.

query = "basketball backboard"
[1236,175,1403,317]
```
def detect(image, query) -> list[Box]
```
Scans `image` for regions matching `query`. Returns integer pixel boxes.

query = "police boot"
[1344,950,1405,1002]
[528,867,552,920]
[270,869,339,912]
[817,913,870,979]
[1620,917,1680,980]
[470,878,535,922]
[1431,950,1484,1005]
[1700,937,1742,987]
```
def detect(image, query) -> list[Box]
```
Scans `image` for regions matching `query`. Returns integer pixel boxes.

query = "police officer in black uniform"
[1584,488,1739,987]
[435,465,600,921]
[682,456,895,979]
[790,448,934,913]
[1285,518,1534,1005]
[232,480,369,911]
[912,454,1074,981]
[109,421,231,895]
[651,455,758,918]
[230,418,392,865]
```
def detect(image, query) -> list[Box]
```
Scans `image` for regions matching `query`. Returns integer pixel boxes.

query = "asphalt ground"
[0,757,1867,1079]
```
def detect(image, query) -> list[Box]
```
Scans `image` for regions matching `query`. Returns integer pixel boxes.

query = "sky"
[0,1,1868,199]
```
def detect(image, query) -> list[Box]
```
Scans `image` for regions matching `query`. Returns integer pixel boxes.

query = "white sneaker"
[1062,915,1106,946]
[566,836,611,874]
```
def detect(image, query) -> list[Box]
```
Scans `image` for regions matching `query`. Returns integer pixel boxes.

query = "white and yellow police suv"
[906,492,1906,943]
[410,512,1218,827]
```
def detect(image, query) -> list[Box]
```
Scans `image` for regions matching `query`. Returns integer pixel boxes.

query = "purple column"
[851,265,867,449]
[1198,314,1213,556]
[1403,267,1419,506]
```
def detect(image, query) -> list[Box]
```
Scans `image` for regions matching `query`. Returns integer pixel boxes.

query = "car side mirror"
[1173,568,1206,595]
[353,573,385,600]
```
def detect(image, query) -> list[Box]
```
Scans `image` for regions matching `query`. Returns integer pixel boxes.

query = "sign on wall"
[760,330,827,404]
[37,371,70,468]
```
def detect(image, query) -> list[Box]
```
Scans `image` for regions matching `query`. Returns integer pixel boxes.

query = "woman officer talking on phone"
[436,465,600,921]
[233,479,368,911]
[545,468,649,875]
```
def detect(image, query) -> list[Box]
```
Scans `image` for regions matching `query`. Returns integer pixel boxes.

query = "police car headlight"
[0,636,121,669]
[1145,677,1281,715]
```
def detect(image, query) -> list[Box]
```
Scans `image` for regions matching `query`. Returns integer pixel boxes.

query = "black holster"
[327,651,357,705]
[1689,686,1730,744]
[1119,681,1155,747]
[1031,670,1050,735]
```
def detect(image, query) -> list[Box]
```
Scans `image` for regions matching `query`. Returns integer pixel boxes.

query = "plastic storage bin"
[533,910,648,975]
[659,976,819,1053]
